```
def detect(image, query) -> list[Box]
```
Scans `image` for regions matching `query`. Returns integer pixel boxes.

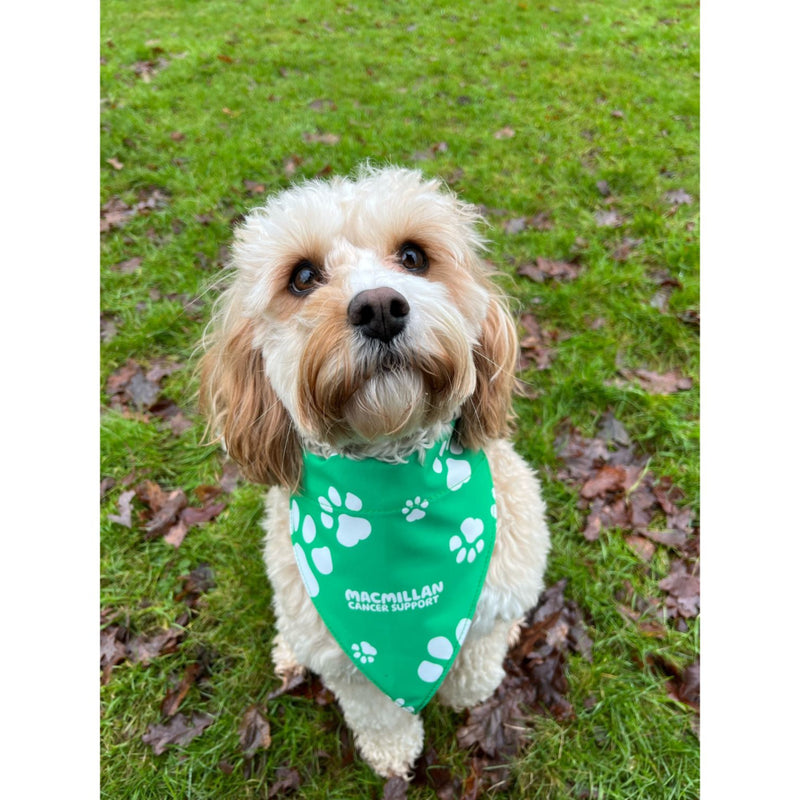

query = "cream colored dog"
[200,166,550,778]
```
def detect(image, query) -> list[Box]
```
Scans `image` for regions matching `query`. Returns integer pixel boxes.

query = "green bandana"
[290,425,497,713]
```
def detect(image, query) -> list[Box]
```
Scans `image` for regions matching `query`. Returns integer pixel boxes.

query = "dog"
[200,166,550,778]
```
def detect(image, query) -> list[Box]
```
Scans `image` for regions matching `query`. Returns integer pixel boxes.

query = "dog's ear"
[200,319,302,490]
[457,292,518,449]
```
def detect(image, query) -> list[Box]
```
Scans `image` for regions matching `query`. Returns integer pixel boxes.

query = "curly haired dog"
[200,166,550,778]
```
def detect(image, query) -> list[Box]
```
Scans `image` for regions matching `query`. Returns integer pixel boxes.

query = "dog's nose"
[347,288,410,343]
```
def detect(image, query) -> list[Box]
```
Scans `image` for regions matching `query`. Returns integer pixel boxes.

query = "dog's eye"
[288,260,322,295]
[398,242,429,273]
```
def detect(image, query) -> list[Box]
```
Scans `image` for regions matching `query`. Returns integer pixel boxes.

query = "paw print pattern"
[394,697,416,713]
[290,499,333,599]
[449,518,485,564]
[490,487,497,520]
[351,640,377,664]
[402,496,429,522]
[318,487,372,547]
[417,619,472,683]
[432,438,472,491]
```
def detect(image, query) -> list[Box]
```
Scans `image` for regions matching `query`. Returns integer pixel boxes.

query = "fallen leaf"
[382,776,408,800]
[308,98,336,111]
[619,367,692,394]
[502,211,552,234]
[110,256,142,273]
[101,625,128,683]
[517,257,580,283]
[176,564,216,609]
[596,180,611,197]
[493,126,515,139]
[106,157,124,170]
[163,518,188,548]
[142,712,213,755]
[267,766,302,797]
[594,209,623,227]
[239,705,272,758]
[107,489,136,528]
[611,236,643,261]
[161,662,205,717]
[142,488,188,539]
[517,313,557,371]
[659,561,700,619]
[580,465,626,499]
[665,188,693,206]
[181,502,226,527]
[220,461,240,493]
[302,131,340,144]
[127,626,184,665]
[244,179,266,195]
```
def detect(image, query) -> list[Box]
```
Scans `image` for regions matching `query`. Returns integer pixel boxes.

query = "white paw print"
[394,697,415,713]
[318,487,372,547]
[417,619,471,683]
[449,518,485,564]
[490,487,497,520]
[402,496,429,522]
[351,640,377,664]
[290,499,333,599]
[432,438,471,491]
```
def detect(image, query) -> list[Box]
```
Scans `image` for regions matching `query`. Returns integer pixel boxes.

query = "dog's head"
[200,166,518,488]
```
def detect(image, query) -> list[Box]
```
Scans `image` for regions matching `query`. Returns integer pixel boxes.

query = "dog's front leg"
[322,670,424,779]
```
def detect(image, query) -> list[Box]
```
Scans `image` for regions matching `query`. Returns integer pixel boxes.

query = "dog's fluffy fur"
[200,166,550,778]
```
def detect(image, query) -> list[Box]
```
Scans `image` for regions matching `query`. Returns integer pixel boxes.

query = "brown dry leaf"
[101,625,128,683]
[267,766,302,798]
[175,564,216,609]
[107,489,136,528]
[620,367,692,394]
[611,236,643,261]
[493,126,515,139]
[127,626,184,665]
[239,705,272,758]
[161,662,205,717]
[594,209,623,227]
[303,131,340,144]
[517,257,580,283]
[665,188,693,206]
[106,157,124,170]
[580,465,626,499]
[163,518,188,548]
[110,256,142,273]
[502,211,552,234]
[659,561,700,619]
[101,197,134,232]
[181,502,226,527]
[308,98,336,111]
[142,488,188,539]
[244,179,266,195]
[411,746,459,799]
[142,712,213,755]
[382,776,409,800]
[220,461,240,493]
[457,580,591,767]
[517,313,557,371]
[626,535,656,562]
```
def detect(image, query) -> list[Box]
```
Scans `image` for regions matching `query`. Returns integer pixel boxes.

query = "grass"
[100,1,699,797]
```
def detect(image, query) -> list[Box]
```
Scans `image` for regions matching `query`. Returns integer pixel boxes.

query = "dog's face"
[201,167,518,488]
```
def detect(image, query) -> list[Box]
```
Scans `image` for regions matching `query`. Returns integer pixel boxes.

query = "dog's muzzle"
[347,288,409,344]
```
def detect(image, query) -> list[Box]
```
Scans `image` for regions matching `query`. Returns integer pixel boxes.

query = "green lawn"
[100,1,699,798]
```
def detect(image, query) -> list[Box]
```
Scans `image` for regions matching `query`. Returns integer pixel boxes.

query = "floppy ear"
[457,292,519,449]
[200,319,302,489]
